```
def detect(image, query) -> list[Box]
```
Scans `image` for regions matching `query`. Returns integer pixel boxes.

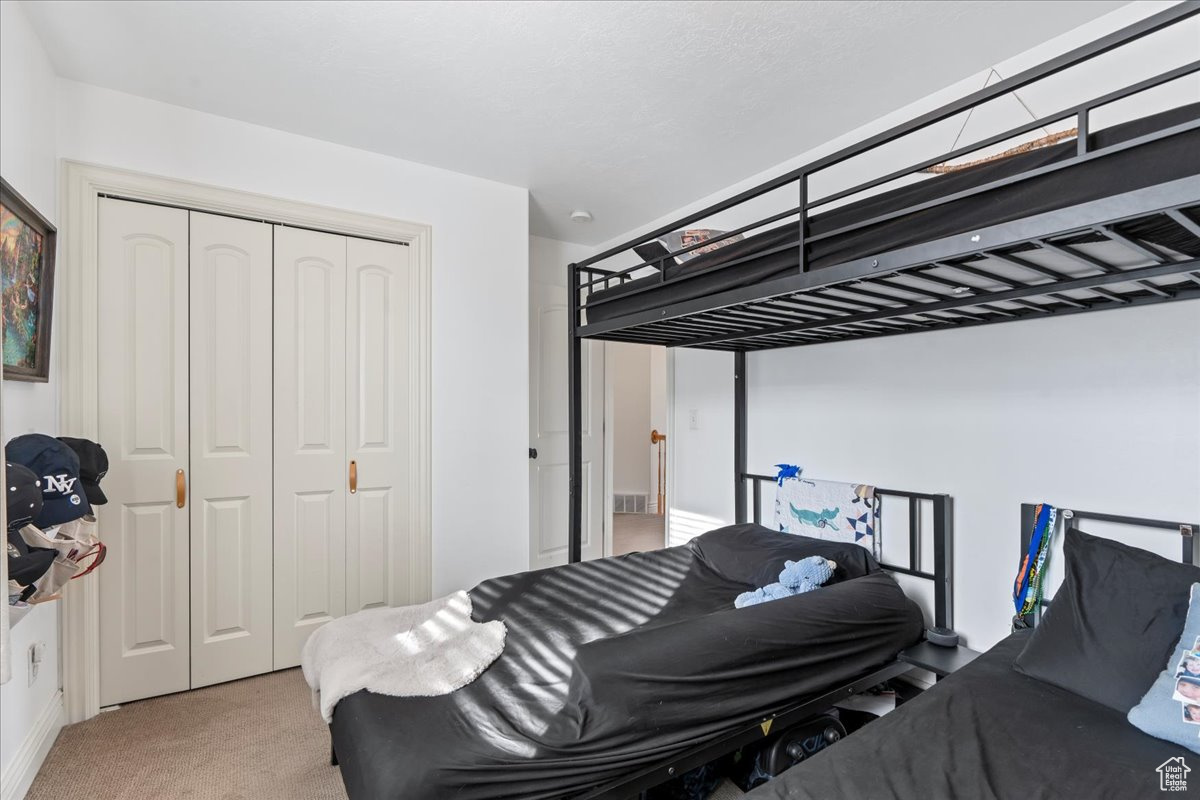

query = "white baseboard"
[1,690,65,800]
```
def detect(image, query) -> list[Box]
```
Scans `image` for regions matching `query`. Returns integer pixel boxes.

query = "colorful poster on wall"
[1,179,56,381]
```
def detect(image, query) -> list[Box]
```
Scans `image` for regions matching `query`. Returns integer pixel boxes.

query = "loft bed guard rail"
[744,473,953,632]
[1016,503,1199,627]
[565,5,1200,563]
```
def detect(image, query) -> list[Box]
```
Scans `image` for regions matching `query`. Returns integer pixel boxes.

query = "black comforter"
[588,103,1200,324]
[330,524,923,799]
[748,630,1191,800]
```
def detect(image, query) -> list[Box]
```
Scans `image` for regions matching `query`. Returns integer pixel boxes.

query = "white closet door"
[345,238,412,612]
[98,198,191,706]
[273,226,347,669]
[188,212,274,687]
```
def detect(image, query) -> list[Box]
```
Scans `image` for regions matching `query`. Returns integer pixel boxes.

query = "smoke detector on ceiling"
[570,210,593,223]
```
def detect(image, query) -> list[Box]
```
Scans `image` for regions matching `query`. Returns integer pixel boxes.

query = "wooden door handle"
[349,460,357,494]
[176,469,186,508]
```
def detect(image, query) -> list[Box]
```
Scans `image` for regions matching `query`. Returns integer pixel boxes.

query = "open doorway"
[607,343,668,556]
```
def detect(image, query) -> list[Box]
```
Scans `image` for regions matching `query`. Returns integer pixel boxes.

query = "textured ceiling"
[24,0,1125,243]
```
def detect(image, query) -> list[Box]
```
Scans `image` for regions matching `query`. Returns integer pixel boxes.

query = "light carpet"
[613,512,666,556]
[27,668,344,800]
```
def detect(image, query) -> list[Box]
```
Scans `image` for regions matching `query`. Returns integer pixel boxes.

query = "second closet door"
[273,227,413,668]
[273,227,348,668]
[346,237,412,614]
[188,212,274,687]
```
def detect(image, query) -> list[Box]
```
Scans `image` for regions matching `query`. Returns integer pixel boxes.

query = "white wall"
[1,0,65,790]
[53,80,531,597]
[529,235,593,289]
[668,349,735,548]
[1,0,60,437]
[599,2,1200,648]
[610,342,651,496]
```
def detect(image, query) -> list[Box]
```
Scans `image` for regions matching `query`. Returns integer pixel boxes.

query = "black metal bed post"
[568,263,583,563]
[932,495,953,633]
[733,351,748,524]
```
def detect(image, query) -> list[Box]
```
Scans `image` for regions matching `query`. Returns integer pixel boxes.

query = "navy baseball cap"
[6,531,56,599]
[5,434,92,527]
[6,462,43,531]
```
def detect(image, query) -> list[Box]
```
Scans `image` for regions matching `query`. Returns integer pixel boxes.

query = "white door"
[98,198,191,705]
[273,226,348,669]
[528,270,604,570]
[345,237,414,612]
[188,211,274,687]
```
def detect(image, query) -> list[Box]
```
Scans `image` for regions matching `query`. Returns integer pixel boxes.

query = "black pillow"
[633,241,674,268]
[1014,527,1200,712]
[688,523,877,588]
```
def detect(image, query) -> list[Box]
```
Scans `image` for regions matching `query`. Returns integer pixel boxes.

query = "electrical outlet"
[688,409,700,430]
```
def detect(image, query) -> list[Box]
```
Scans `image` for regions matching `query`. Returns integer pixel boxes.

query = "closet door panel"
[97,198,191,706]
[274,226,347,669]
[188,211,274,687]
[346,238,412,612]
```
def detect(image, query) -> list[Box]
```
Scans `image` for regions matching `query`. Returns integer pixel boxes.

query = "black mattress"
[747,630,1191,800]
[330,524,923,799]
[587,103,1200,324]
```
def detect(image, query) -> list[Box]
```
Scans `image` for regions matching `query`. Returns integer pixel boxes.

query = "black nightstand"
[898,641,981,680]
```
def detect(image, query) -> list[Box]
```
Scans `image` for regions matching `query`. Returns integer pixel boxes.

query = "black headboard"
[742,473,953,632]
[1017,503,1198,626]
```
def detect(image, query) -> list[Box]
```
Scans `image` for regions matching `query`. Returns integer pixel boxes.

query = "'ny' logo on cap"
[44,474,77,494]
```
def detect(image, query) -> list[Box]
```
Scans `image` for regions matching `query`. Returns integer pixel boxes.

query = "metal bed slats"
[575,172,1200,332]
[577,203,1200,352]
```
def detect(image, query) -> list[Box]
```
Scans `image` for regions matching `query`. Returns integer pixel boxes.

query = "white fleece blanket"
[300,590,506,722]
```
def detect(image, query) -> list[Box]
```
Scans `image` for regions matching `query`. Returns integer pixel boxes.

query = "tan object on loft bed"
[919,128,1078,174]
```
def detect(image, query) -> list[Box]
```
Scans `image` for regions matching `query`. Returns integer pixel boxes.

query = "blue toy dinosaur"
[774,464,803,486]
[789,503,840,530]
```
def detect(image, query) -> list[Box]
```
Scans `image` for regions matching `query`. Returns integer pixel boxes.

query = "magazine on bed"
[659,228,744,263]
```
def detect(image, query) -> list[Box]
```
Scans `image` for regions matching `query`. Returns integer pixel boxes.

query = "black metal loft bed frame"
[577,484,953,800]
[1017,502,1199,626]
[565,3,1200,564]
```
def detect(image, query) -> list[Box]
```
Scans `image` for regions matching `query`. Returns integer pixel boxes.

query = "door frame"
[58,160,433,723]
[601,343,674,556]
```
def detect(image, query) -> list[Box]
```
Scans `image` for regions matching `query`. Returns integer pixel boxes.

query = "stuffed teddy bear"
[734,556,837,608]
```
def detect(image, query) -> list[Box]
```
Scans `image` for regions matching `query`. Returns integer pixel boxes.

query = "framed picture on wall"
[1,177,56,382]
